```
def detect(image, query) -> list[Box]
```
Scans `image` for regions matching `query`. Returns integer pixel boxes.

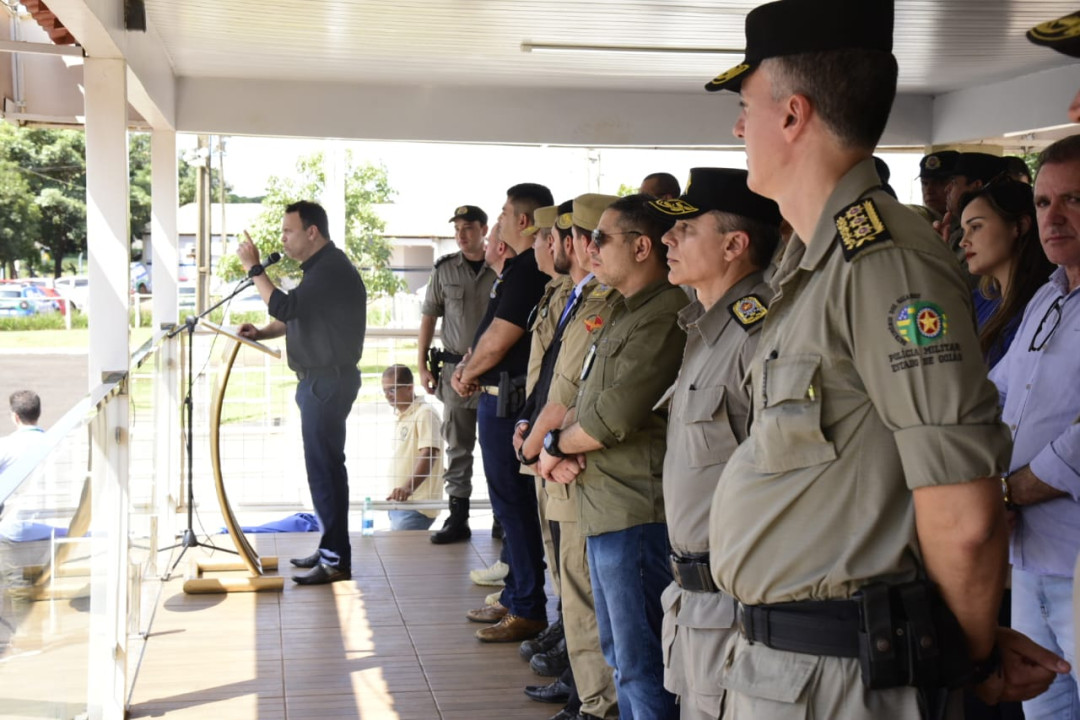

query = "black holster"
[426,347,444,387]
[857,579,972,720]
[496,372,527,418]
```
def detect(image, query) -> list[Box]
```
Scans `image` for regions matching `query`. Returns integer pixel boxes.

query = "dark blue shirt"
[471,248,548,385]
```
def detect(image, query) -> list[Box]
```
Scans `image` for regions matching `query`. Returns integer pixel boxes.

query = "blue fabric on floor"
[0,522,69,542]
[219,512,320,534]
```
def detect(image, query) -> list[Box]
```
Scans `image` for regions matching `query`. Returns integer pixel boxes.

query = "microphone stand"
[161,277,260,578]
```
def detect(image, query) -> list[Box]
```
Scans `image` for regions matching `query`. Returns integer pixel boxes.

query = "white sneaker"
[470,560,509,586]
[485,590,502,606]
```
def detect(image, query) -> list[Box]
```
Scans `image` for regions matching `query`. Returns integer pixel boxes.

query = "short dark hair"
[764,49,898,151]
[10,390,40,424]
[607,194,675,263]
[284,200,331,240]
[382,364,413,385]
[641,172,681,198]
[1003,156,1032,183]
[507,184,555,223]
[713,211,782,270]
[1035,134,1080,172]
[556,200,574,241]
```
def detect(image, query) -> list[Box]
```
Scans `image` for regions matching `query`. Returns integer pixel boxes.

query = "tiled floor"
[126,531,560,719]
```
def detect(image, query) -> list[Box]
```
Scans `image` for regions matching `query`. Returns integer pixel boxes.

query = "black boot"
[430,496,472,544]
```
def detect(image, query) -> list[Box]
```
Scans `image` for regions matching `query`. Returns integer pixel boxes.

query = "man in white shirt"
[0,390,46,475]
[382,365,444,530]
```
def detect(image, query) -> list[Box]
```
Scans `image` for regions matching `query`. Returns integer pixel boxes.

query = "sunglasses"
[1029,295,1064,352]
[591,229,642,249]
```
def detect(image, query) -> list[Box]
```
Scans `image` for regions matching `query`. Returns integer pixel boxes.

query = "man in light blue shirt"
[0,390,46,475]
[991,133,1080,718]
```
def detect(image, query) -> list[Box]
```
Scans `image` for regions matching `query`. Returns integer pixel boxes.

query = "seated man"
[382,365,444,531]
[0,390,46,475]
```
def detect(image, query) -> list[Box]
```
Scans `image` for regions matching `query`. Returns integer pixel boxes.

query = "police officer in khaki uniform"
[918,150,958,220]
[419,205,496,544]
[520,195,621,720]
[702,1,1068,717]
[539,193,687,719]
[648,168,781,720]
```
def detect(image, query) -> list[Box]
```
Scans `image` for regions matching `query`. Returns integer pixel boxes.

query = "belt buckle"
[736,603,748,638]
[668,555,683,588]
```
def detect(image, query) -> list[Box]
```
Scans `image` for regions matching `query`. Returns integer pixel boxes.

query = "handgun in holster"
[426,348,444,388]
[496,371,527,418]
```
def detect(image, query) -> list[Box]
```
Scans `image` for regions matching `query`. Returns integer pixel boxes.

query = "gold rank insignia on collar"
[835,198,892,262]
[728,294,768,329]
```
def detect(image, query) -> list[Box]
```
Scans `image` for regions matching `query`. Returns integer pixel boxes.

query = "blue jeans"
[1012,568,1079,719]
[587,522,677,720]
[388,509,436,531]
[477,393,546,621]
[295,367,360,570]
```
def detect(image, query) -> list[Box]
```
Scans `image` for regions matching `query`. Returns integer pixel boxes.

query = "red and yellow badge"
[584,314,604,333]
[728,294,768,330]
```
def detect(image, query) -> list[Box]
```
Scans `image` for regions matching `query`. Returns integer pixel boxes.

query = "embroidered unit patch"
[728,294,768,329]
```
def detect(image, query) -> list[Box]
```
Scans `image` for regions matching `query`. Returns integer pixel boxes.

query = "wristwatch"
[1001,473,1018,511]
[543,429,567,459]
[517,445,540,466]
[247,263,265,278]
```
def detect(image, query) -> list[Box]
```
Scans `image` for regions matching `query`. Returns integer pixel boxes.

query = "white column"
[85,57,130,386]
[323,139,346,246]
[150,129,178,330]
[83,56,130,720]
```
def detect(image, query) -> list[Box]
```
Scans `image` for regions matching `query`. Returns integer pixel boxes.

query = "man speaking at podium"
[237,200,367,586]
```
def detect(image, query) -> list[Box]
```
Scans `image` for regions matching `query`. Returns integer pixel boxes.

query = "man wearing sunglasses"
[989,134,1080,718]
[538,193,687,719]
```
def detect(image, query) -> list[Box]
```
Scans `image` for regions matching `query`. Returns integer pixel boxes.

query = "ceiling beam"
[39,0,175,129]
[177,78,933,148]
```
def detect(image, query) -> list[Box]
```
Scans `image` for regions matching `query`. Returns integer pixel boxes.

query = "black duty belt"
[670,553,719,593]
[737,598,861,658]
[296,364,356,380]
[441,351,463,364]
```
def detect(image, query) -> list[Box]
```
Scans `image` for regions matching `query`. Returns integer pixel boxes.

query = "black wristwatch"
[969,644,1002,686]
[517,445,540,466]
[543,429,567,459]
[247,263,265,278]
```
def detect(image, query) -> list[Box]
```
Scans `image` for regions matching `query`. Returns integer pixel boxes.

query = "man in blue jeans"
[238,200,366,586]
[539,194,687,719]
[454,183,554,642]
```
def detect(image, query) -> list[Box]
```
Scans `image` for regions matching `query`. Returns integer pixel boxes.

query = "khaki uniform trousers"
[719,633,962,719]
[660,583,736,720]
[533,475,560,596]
[558,511,618,719]
[436,362,478,499]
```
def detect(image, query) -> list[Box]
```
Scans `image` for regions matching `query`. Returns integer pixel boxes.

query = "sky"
[177,135,928,230]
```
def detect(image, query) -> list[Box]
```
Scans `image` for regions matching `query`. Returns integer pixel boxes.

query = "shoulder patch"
[728,294,768,330]
[835,198,892,261]
[434,253,455,268]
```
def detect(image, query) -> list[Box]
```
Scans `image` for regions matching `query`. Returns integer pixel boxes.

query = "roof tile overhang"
[23,0,77,46]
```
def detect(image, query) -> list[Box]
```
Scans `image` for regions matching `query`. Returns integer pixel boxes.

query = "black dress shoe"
[547,710,576,720]
[524,678,571,704]
[292,562,351,585]
[289,551,321,569]
[530,637,569,677]
[520,617,564,660]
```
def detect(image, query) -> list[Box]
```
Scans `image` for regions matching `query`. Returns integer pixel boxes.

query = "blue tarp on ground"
[219,512,320,534]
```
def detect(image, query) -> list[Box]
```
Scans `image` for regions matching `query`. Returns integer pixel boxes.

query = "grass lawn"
[0,327,157,350]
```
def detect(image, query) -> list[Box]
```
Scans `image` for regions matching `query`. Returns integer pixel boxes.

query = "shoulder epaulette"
[728,294,768,330]
[434,253,456,268]
[588,284,613,300]
[834,198,892,262]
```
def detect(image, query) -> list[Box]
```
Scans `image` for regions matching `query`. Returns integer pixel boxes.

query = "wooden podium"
[183,320,286,594]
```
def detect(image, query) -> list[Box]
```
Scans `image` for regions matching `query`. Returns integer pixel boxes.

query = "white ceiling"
[145,0,1079,94]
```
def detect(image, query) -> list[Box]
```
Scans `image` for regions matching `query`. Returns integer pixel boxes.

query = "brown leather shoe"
[475,614,548,643]
[466,601,508,623]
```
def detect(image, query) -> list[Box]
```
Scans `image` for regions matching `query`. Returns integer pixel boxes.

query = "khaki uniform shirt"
[663,272,771,556]
[421,252,495,356]
[526,275,573,397]
[390,399,445,518]
[574,279,689,536]
[709,158,1011,607]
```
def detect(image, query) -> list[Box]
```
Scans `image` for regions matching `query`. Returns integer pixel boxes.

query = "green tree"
[616,183,636,197]
[217,150,403,300]
[0,124,87,277]
[0,160,41,276]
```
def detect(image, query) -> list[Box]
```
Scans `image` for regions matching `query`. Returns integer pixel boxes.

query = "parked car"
[53,275,89,313]
[0,284,59,317]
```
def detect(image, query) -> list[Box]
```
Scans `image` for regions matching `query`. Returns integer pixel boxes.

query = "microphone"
[247,252,282,278]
